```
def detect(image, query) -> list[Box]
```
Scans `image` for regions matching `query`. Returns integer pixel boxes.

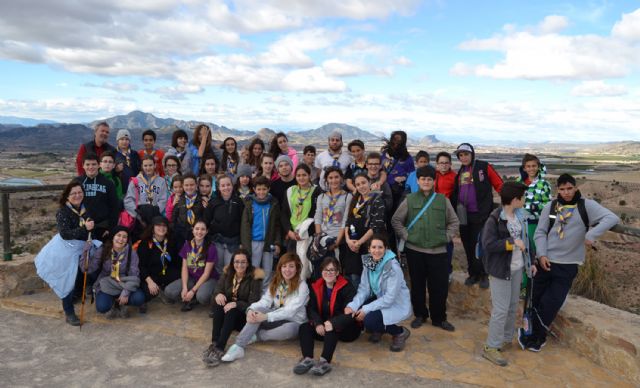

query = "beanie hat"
[275,154,293,170]
[116,129,131,141]
[151,215,169,227]
[237,164,253,178]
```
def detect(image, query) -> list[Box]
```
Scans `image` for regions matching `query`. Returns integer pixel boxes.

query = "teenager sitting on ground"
[171,173,202,245]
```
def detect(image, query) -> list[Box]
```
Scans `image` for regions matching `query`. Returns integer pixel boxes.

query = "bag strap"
[407,193,437,231]
[548,198,588,233]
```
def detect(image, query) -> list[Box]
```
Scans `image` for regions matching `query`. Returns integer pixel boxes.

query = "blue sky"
[0,1,638,142]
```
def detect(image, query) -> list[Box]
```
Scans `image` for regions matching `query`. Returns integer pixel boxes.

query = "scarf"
[117,147,131,167]
[275,281,289,307]
[110,249,126,282]
[363,251,394,296]
[556,191,581,239]
[185,193,198,226]
[294,185,313,218]
[324,190,346,224]
[238,186,251,199]
[186,239,205,270]
[330,150,342,168]
[66,202,86,227]
[231,274,242,301]
[138,173,156,204]
[352,193,371,218]
[226,157,237,176]
[153,237,171,275]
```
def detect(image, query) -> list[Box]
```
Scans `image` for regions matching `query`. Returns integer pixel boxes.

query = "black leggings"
[211,304,246,350]
[299,320,360,363]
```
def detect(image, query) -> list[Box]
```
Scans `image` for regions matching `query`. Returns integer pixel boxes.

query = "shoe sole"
[517,329,527,350]
[293,367,313,375]
[482,353,507,367]
[310,368,331,376]
[390,329,411,352]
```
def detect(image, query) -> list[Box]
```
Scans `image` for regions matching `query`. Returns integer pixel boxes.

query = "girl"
[313,167,352,274]
[166,129,188,168]
[246,138,265,172]
[345,234,412,352]
[221,253,309,363]
[269,132,298,171]
[36,181,95,326]
[294,257,360,376]
[220,137,240,182]
[481,181,535,367]
[165,175,183,221]
[171,173,203,245]
[380,130,414,212]
[199,174,215,209]
[165,220,219,311]
[163,155,181,192]
[257,152,277,181]
[343,173,386,288]
[85,226,146,319]
[202,249,264,367]
[234,164,253,199]
[184,124,213,175]
[114,129,140,193]
[136,216,181,312]
[205,174,244,275]
[124,155,169,217]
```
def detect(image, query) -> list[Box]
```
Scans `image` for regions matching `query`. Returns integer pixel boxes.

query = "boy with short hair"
[406,150,430,194]
[138,129,166,177]
[99,151,124,201]
[345,140,367,193]
[302,145,320,184]
[365,152,393,212]
[241,176,282,286]
[270,155,296,205]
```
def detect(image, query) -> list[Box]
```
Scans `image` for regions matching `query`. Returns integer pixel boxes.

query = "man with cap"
[114,129,141,193]
[392,165,459,331]
[315,131,353,191]
[451,143,503,289]
[270,154,296,205]
[75,121,116,175]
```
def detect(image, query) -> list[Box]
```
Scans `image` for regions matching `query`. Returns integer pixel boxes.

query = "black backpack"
[547,199,589,233]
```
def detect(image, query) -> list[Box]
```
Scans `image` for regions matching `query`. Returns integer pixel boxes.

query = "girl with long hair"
[220,137,240,182]
[184,124,213,174]
[269,132,298,171]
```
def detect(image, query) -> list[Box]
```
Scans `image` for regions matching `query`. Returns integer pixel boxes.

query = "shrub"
[619,199,627,206]
[571,251,612,305]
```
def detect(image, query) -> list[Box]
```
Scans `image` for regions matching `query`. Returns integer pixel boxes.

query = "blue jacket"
[347,250,412,325]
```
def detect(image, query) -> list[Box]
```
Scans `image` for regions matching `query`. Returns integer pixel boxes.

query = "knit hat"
[415,165,436,180]
[328,130,342,140]
[110,225,131,241]
[116,129,131,141]
[275,154,293,169]
[151,215,169,227]
[237,164,253,178]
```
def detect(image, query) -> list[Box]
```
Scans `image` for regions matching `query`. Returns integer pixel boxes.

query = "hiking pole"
[79,231,92,331]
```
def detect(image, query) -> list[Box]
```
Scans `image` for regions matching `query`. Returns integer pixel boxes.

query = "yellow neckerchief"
[138,173,156,204]
[294,185,313,218]
[110,249,126,282]
[152,237,170,275]
[275,281,289,307]
[352,192,371,218]
[66,201,86,227]
[117,147,131,167]
[185,192,198,225]
[324,190,346,224]
[556,203,576,239]
[187,239,204,269]
[231,273,243,301]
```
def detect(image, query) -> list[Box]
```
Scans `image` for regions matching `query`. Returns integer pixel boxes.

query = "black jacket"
[74,174,119,231]
[136,237,181,287]
[56,205,91,241]
[306,275,357,332]
[213,266,264,313]
[481,207,517,280]
[204,194,244,240]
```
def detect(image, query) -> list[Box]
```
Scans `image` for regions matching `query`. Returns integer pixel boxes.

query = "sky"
[0,0,639,143]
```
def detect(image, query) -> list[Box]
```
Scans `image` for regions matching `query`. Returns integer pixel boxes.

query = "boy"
[365,152,393,212]
[138,129,166,177]
[301,145,320,184]
[392,165,459,331]
[270,155,296,205]
[516,153,552,241]
[99,151,124,201]
[405,150,430,194]
[75,153,119,241]
[240,176,282,286]
[345,140,367,193]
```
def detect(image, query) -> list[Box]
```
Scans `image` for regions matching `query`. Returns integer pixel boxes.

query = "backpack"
[118,177,139,229]
[547,199,589,233]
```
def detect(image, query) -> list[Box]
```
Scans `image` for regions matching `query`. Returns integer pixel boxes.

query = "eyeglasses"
[166,164,178,168]
[322,268,337,273]
[367,162,380,166]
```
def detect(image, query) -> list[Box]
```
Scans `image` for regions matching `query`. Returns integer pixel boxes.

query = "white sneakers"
[221,344,245,362]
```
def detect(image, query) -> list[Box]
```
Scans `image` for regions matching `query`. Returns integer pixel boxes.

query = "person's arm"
[271,202,282,249]
[266,281,309,322]
[482,215,513,254]
[180,259,189,292]
[57,208,89,241]
[487,163,503,193]
[191,262,214,294]
[305,285,323,326]
[313,194,324,234]
[136,243,151,282]
[123,178,137,216]
[391,198,409,240]
[584,201,620,242]
[281,189,294,237]
[445,199,460,241]
[534,203,552,258]
[329,283,357,331]
[240,203,251,254]
[157,179,169,213]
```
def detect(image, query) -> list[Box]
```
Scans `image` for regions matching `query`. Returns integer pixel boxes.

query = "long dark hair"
[226,248,254,279]
[199,152,219,175]
[99,230,131,267]
[381,130,409,160]
[139,220,173,244]
[220,137,239,169]
[171,129,188,149]
[347,173,371,218]
[59,180,84,207]
[269,132,288,156]
[247,138,265,167]
[192,124,211,149]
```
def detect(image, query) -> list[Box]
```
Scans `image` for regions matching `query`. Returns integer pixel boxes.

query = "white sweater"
[249,279,309,324]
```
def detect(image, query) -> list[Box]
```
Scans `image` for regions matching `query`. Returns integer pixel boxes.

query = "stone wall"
[0,254,46,298]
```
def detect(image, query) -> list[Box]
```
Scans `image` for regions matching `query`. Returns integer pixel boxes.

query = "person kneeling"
[345,234,412,352]
[294,257,360,376]
[221,253,309,363]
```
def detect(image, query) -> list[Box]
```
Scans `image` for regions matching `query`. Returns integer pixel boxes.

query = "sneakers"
[517,328,529,350]
[247,334,258,345]
[479,276,490,289]
[434,321,456,332]
[293,357,315,375]
[368,332,383,343]
[105,304,120,320]
[526,338,547,352]
[119,306,130,319]
[202,344,216,361]
[203,346,224,367]
[464,276,478,286]
[390,327,411,352]
[309,358,332,376]
[410,316,426,329]
[517,328,546,352]
[483,346,508,367]
[221,344,245,362]
[65,313,80,326]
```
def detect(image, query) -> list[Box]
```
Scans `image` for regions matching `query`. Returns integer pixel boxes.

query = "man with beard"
[315,131,353,191]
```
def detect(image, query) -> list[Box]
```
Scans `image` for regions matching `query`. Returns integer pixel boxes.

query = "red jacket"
[307,275,356,331]
[435,170,456,199]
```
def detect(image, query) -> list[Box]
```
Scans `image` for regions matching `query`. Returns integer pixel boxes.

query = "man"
[75,121,115,175]
[451,143,503,289]
[75,153,119,241]
[270,155,296,205]
[518,173,618,352]
[314,131,353,190]
[392,165,459,332]
[138,129,166,177]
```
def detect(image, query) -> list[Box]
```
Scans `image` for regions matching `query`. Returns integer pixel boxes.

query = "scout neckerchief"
[226,157,237,176]
[275,281,289,307]
[185,192,197,226]
[118,147,131,167]
[238,186,250,199]
[231,274,242,301]
[153,237,171,275]
[324,190,346,224]
[382,152,394,173]
[187,239,205,270]
[66,202,86,227]
[330,150,342,168]
[138,174,156,204]
[294,185,313,218]
[555,203,576,240]
[110,249,126,282]
[352,192,371,218]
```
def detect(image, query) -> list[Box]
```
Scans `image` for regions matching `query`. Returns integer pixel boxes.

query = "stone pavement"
[1,289,634,387]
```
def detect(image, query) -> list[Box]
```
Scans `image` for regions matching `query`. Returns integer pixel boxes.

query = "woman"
[202,249,264,367]
[245,138,265,172]
[165,220,219,311]
[171,173,202,245]
[199,154,219,182]
[165,175,183,221]
[345,234,412,352]
[136,216,181,312]
[234,164,253,199]
[343,173,386,288]
[163,155,181,193]
[85,226,146,318]
[35,181,95,326]
[313,167,352,274]
[220,137,240,182]
[184,124,213,175]
[199,173,215,209]
[294,257,360,376]
[381,130,414,212]
[481,181,536,367]
[269,132,298,171]
[257,152,277,181]
[165,129,188,169]
[221,253,309,363]
[205,174,244,275]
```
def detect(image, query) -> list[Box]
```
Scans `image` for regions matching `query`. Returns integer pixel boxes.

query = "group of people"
[34,120,619,374]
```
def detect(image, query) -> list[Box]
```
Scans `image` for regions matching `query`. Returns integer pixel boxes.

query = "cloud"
[153,84,204,100]
[282,67,348,92]
[259,28,338,68]
[394,56,412,66]
[612,8,640,42]
[452,10,640,80]
[571,81,628,97]
[84,81,139,92]
[322,59,371,76]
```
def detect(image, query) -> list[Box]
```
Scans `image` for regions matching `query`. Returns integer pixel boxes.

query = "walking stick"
[79,232,92,330]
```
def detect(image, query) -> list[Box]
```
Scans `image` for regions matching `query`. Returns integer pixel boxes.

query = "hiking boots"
[483,346,508,367]
[119,305,130,319]
[464,276,479,286]
[293,357,315,375]
[410,316,426,329]
[526,338,547,352]
[368,332,383,343]
[479,275,490,289]
[203,346,225,367]
[434,321,456,332]
[390,327,411,352]
[65,313,80,326]
[105,304,120,319]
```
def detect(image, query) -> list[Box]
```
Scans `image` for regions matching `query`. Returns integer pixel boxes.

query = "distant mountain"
[0,124,92,151]
[418,135,442,145]
[0,116,58,126]
[580,141,640,155]
[256,128,277,142]
[288,123,380,144]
